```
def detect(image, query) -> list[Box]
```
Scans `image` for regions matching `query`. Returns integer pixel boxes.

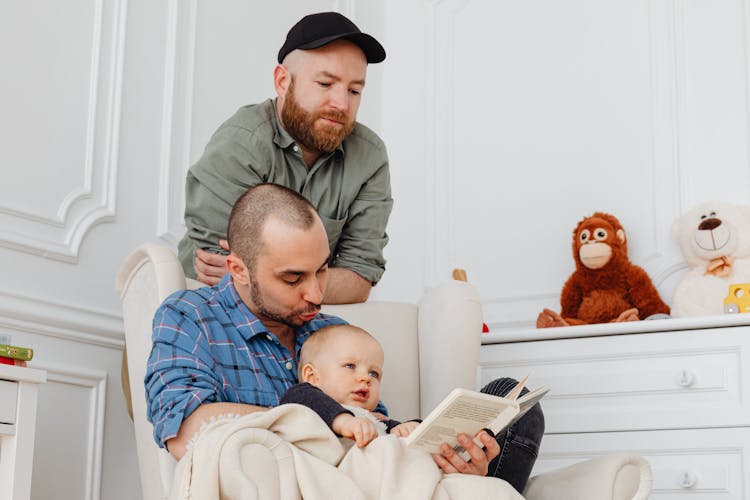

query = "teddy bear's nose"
[698,217,722,231]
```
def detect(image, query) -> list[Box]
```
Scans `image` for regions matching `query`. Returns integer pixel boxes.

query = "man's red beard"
[281,79,355,154]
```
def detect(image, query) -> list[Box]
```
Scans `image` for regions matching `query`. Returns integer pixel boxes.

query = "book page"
[404,388,518,454]
[505,375,528,401]
[488,385,550,435]
[517,385,549,412]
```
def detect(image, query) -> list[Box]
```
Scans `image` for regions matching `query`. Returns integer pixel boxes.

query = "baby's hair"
[298,324,381,378]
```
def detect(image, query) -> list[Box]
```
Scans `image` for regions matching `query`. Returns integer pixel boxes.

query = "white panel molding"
[157,0,197,247]
[423,0,469,288]
[742,0,750,194]
[0,0,127,262]
[34,363,107,500]
[642,0,684,274]
[334,0,356,18]
[0,290,123,349]
[425,0,691,331]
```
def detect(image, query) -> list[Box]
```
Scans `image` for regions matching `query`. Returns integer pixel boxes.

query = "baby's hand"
[332,414,378,447]
[390,421,420,437]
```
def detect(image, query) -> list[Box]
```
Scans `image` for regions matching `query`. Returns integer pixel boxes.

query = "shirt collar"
[271,98,346,157]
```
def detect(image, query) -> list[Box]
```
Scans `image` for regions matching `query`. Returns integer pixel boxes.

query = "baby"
[280,324,419,447]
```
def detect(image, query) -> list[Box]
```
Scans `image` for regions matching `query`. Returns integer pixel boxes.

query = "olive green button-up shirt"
[177,99,393,284]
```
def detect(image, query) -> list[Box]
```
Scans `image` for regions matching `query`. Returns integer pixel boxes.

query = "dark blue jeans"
[480,377,545,494]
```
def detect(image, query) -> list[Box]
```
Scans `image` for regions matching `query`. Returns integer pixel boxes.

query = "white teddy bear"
[671,201,750,317]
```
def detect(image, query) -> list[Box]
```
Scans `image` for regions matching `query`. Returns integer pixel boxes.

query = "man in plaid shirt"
[144,184,503,480]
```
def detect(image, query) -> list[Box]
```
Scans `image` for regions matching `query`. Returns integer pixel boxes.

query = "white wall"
[376,0,750,332]
[2,0,750,498]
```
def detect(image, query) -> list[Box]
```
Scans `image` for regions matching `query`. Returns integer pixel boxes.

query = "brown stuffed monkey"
[537,212,670,328]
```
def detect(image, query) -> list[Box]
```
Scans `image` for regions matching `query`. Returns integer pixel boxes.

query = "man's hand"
[194,239,230,285]
[432,431,499,476]
[332,413,378,447]
[389,421,419,438]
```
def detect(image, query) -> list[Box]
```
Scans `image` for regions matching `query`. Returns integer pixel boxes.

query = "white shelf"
[483,312,750,344]
[0,365,46,385]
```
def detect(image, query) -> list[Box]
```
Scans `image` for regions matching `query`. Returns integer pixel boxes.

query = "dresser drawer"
[534,427,749,499]
[479,327,750,432]
[0,379,18,425]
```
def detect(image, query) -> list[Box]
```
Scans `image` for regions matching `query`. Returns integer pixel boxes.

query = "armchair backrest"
[116,244,183,500]
[322,281,483,420]
[117,243,483,500]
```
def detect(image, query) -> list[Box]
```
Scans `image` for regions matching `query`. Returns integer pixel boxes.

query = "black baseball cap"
[278,12,386,64]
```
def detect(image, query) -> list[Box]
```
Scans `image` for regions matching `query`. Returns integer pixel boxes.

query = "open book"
[404,378,549,457]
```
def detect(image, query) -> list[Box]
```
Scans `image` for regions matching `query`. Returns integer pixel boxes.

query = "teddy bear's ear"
[616,228,626,244]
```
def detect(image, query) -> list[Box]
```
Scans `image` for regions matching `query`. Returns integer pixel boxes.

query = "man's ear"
[300,363,318,384]
[226,253,249,286]
[273,64,291,99]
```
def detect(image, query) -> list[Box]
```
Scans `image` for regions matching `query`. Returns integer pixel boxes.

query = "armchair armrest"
[523,453,652,500]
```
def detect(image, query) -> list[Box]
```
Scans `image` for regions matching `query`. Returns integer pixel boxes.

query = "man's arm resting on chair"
[194,249,371,304]
[166,402,267,460]
[323,268,371,304]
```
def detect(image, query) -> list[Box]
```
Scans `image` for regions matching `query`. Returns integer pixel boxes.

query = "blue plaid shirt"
[145,274,354,448]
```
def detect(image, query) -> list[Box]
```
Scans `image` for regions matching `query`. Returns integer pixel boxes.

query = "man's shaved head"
[227,183,318,272]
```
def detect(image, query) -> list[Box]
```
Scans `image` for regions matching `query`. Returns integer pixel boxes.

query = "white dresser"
[480,315,750,499]
[0,364,46,500]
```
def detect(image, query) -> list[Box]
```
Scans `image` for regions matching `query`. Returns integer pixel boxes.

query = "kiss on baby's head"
[298,324,384,411]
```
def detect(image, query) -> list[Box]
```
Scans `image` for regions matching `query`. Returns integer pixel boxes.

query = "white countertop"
[0,364,47,384]
[482,313,750,344]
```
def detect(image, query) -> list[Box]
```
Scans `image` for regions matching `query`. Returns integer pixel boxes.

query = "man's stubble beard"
[281,78,355,154]
[249,274,320,328]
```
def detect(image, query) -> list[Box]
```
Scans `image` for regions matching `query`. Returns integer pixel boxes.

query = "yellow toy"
[723,283,750,313]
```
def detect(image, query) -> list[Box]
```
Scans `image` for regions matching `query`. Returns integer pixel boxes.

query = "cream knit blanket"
[168,404,523,500]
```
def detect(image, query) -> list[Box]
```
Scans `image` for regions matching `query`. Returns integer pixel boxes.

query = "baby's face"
[311,334,384,411]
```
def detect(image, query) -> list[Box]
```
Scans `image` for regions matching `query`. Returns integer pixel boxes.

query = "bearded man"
[178,11,392,305]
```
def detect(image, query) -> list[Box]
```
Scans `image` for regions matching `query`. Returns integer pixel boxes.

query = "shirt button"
[285,361,293,370]
[293,145,299,152]
[266,334,273,341]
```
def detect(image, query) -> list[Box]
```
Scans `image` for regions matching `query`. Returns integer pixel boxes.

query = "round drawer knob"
[679,471,697,489]
[678,370,695,387]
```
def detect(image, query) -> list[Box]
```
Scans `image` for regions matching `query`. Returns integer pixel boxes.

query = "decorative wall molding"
[424,0,468,288]
[0,290,123,349]
[34,363,107,500]
[0,0,126,262]
[334,0,356,18]
[742,0,750,194]
[637,0,687,286]
[157,0,197,247]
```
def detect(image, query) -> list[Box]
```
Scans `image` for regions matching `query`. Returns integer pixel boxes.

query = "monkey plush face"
[574,213,627,270]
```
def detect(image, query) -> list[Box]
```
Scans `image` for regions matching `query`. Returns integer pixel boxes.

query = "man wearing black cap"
[177,11,392,305]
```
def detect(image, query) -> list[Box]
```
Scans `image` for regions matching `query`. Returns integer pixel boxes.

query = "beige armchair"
[117,243,652,500]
